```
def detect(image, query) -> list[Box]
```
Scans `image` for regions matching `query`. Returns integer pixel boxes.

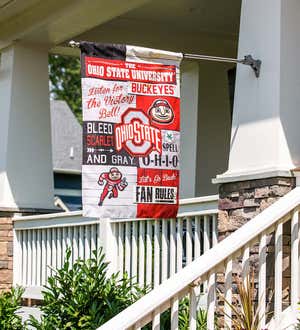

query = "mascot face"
[109,168,122,181]
[149,99,174,124]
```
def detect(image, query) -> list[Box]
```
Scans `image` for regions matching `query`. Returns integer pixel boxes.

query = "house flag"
[80,42,182,219]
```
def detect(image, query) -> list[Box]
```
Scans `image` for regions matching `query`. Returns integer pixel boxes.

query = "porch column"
[180,62,199,198]
[0,43,54,210]
[215,0,300,183]
[213,1,300,314]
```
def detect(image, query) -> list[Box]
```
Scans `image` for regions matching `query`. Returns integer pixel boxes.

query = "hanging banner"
[80,42,182,219]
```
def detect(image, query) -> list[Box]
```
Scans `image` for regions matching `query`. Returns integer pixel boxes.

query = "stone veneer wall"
[217,177,296,323]
[0,216,14,291]
[218,177,295,241]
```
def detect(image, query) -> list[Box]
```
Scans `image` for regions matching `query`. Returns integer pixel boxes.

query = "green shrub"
[0,286,24,330]
[28,248,147,330]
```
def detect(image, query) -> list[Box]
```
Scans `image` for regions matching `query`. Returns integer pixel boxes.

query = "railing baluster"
[13,230,22,286]
[170,295,179,330]
[242,245,250,286]
[32,230,37,286]
[291,210,299,311]
[79,226,84,259]
[57,228,62,270]
[259,233,266,327]
[194,215,201,259]
[203,216,210,293]
[52,228,57,275]
[176,217,183,272]
[73,226,79,264]
[46,228,51,282]
[161,220,168,282]
[118,223,124,274]
[152,309,160,330]
[207,271,215,330]
[204,215,210,253]
[91,224,96,253]
[138,221,145,287]
[224,257,232,329]
[146,221,153,287]
[36,229,41,286]
[170,219,176,276]
[67,226,72,251]
[132,221,138,280]
[27,230,32,286]
[275,221,283,321]
[125,222,131,277]
[22,231,27,286]
[41,229,46,285]
[189,286,197,330]
[85,225,91,260]
[154,221,160,287]
[212,214,218,247]
[186,217,193,265]
[97,222,101,251]
[62,227,67,261]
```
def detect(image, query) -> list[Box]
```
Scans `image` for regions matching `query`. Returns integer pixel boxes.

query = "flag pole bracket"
[239,55,261,78]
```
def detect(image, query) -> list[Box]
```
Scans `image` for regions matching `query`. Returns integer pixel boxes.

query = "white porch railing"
[98,187,300,330]
[12,195,218,298]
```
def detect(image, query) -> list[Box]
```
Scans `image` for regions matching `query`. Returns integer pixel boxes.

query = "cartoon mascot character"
[98,167,128,206]
[148,99,174,124]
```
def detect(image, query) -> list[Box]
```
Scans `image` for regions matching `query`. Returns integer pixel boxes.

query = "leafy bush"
[0,286,24,330]
[28,248,146,329]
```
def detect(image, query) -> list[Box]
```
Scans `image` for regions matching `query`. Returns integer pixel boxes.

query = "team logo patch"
[148,99,174,124]
[115,108,162,156]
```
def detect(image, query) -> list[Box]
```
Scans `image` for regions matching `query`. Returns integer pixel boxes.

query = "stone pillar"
[0,215,13,291]
[217,178,295,325]
[0,43,54,210]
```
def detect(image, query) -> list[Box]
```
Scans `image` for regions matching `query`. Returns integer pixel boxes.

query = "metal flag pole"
[69,40,261,78]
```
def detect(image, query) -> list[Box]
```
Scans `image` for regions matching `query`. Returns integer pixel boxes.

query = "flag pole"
[69,40,261,78]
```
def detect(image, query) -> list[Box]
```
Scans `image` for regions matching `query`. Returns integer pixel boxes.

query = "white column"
[0,43,54,209]
[180,62,199,198]
[215,0,300,183]
[196,62,231,195]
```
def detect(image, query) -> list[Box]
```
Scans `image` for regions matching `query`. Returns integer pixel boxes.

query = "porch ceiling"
[119,0,241,37]
[0,0,151,50]
[61,0,241,56]
[0,0,241,56]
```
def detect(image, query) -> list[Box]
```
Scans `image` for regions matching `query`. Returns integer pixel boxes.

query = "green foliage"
[177,298,210,329]
[222,273,264,330]
[49,54,82,123]
[159,297,214,330]
[28,248,146,330]
[0,286,25,330]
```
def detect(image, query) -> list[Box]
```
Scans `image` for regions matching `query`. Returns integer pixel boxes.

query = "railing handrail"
[179,194,218,205]
[98,187,300,330]
[12,195,219,229]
